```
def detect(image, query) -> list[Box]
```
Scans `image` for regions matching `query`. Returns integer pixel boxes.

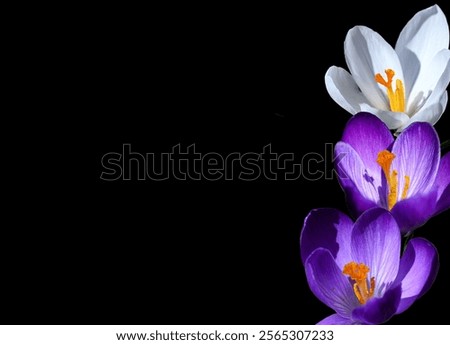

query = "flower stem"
[441,139,450,153]
[402,232,414,254]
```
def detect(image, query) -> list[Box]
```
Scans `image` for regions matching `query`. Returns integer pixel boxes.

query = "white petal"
[407,49,450,114]
[325,66,369,114]
[396,5,449,98]
[411,51,450,116]
[345,26,404,111]
[359,103,409,130]
[398,91,448,133]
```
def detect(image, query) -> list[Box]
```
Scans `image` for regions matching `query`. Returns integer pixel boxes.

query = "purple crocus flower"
[335,112,450,234]
[300,207,439,325]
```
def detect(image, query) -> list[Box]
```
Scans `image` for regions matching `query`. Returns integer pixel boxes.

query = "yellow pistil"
[375,69,406,112]
[343,262,375,305]
[377,150,398,210]
[376,150,410,210]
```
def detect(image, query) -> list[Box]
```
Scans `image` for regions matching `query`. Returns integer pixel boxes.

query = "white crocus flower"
[325,5,450,133]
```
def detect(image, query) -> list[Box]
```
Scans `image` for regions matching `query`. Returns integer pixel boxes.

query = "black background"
[6,0,450,324]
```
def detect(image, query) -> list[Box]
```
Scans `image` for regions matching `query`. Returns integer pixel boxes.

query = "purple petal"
[341,112,394,177]
[300,208,353,266]
[300,208,353,267]
[342,185,380,219]
[304,248,359,318]
[351,285,402,324]
[336,179,379,219]
[395,238,439,314]
[351,208,400,293]
[391,122,440,198]
[435,152,450,198]
[335,142,383,210]
[434,152,450,214]
[317,313,356,325]
[436,185,450,215]
[390,191,438,234]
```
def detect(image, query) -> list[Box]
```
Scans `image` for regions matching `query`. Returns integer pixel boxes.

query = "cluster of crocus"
[301,5,450,325]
